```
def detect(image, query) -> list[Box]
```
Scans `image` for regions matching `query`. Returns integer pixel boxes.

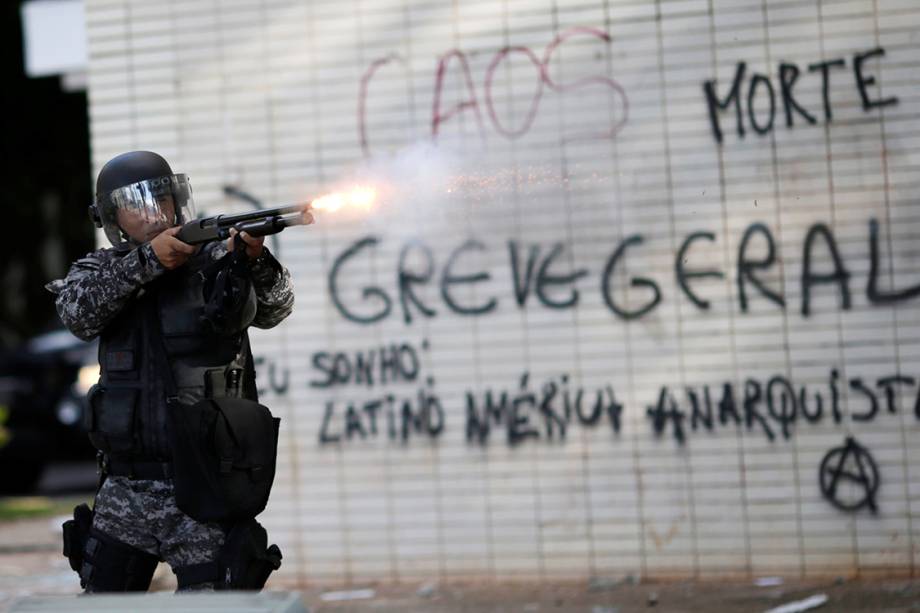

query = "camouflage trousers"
[91,476,225,591]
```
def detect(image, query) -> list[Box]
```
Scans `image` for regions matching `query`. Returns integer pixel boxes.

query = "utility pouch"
[168,397,280,522]
[62,503,94,573]
[173,519,282,590]
[86,386,137,454]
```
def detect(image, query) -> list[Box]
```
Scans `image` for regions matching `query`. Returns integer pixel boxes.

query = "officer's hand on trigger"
[151,227,197,269]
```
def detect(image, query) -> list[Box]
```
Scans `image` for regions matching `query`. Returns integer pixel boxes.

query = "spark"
[311,186,377,212]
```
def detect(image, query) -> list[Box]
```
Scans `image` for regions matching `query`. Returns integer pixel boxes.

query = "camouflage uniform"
[90,477,225,590]
[46,241,294,342]
[46,240,293,590]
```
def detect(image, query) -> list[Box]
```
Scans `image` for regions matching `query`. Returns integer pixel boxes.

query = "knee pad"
[174,519,282,590]
[79,527,159,592]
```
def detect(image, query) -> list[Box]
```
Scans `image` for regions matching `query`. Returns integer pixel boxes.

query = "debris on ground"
[588,577,619,592]
[416,582,436,598]
[763,593,829,613]
[319,588,376,602]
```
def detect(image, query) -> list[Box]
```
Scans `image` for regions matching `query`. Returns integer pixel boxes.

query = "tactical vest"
[87,247,259,461]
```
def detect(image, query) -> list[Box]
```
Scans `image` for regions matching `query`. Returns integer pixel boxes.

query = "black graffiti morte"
[819,436,880,513]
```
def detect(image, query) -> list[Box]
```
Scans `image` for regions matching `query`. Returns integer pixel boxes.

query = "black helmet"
[90,151,197,248]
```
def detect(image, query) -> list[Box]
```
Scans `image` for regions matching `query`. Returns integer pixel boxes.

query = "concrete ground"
[2,514,918,612]
[297,581,920,612]
[1,463,918,612]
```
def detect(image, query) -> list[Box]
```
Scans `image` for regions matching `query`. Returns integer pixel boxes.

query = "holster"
[62,503,94,573]
[174,519,282,590]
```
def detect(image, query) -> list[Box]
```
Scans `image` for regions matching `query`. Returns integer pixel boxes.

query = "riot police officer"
[46,151,312,591]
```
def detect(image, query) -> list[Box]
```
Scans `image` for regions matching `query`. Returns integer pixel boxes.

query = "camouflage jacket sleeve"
[249,248,295,329]
[206,242,295,330]
[44,243,166,341]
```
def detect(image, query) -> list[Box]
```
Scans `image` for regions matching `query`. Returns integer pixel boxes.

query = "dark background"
[0,2,93,349]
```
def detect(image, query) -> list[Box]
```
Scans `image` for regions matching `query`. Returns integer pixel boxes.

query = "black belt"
[104,458,173,480]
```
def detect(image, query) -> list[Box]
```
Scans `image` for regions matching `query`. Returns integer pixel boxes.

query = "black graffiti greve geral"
[327,217,918,325]
[703,47,898,143]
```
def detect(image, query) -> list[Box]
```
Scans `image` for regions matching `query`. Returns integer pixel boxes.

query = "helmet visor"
[100,174,196,246]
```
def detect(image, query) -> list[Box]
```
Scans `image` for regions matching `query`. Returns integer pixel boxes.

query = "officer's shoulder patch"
[74,248,116,271]
[74,257,101,271]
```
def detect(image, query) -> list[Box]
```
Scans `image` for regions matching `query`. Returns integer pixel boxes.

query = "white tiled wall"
[85,0,920,584]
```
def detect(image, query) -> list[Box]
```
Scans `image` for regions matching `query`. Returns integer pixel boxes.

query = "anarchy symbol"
[819,436,880,513]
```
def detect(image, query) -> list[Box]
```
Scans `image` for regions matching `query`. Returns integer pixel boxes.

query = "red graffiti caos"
[358,26,629,156]
[483,46,544,139]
